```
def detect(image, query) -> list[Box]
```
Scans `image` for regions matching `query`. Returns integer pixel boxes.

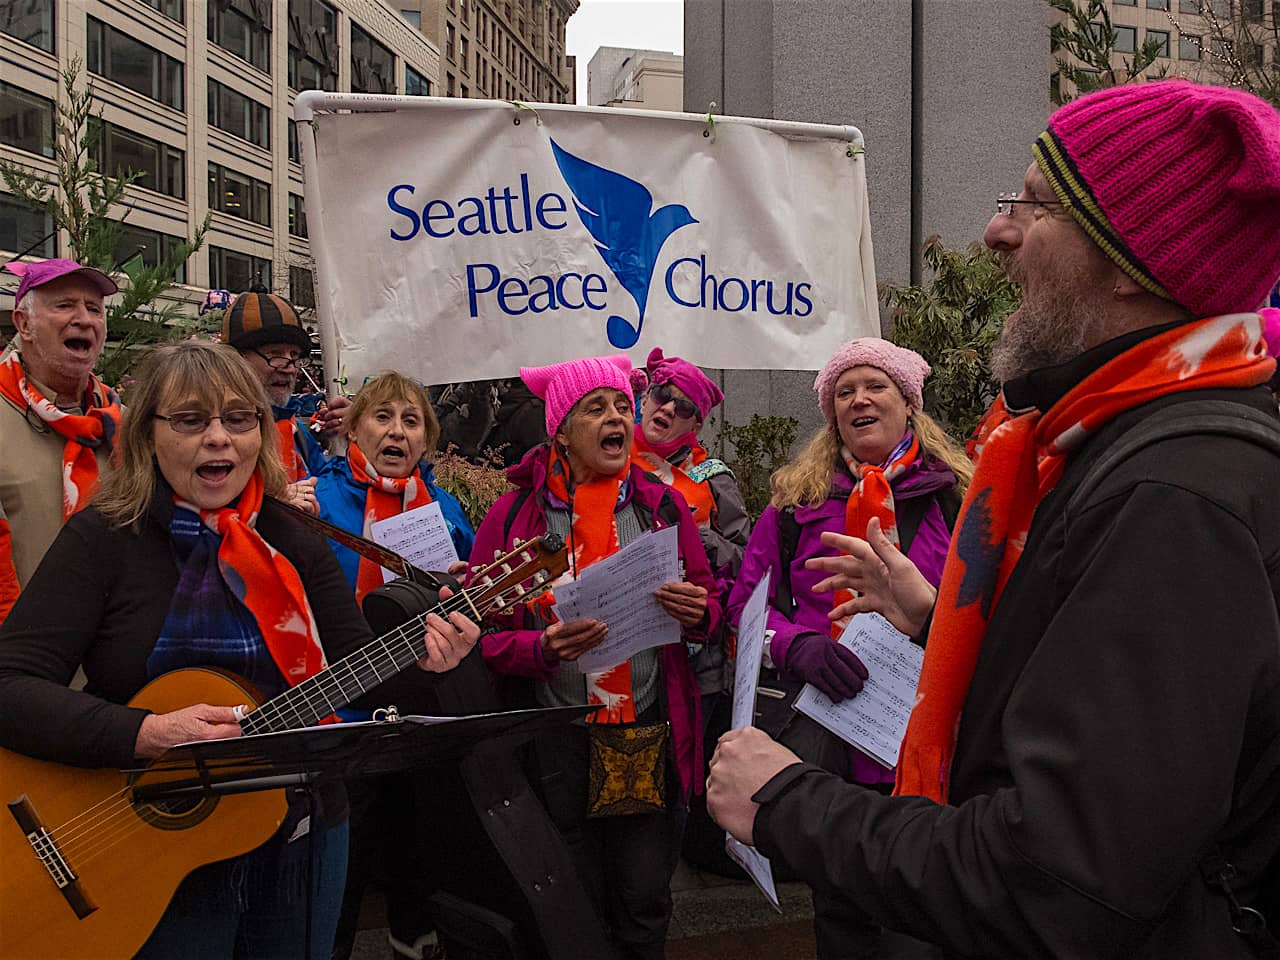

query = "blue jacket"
[274,398,327,479]
[314,457,475,591]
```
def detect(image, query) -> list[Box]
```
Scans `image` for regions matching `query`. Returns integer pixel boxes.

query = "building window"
[92,122,186,199]
[208,79,270,148]
[210,245,271,292]
[1179,34,1202,59]
[1,0,53,52]
[86,17,184,110]
[0,193,55,258]
[400,9,421,29]
[288,193,308,238]
[1147,29,1170,56]
[447,72,456,96]
[288,118,300,162]
[288,0,339,91]
[461,84,469,98]
[1243,0,1264,19]
[350,22,395,94]
[1179,0,1200,10]
[1146,0,1168,9]
[0,82,54,158]
[447,23,456,60]
[208,1,271,72]
[290,265,315,309]
[1113,25,1137,53]
[141,0,184,23]
[208,162,271,226]
[405,65,431,96]
[1246,41,1266,67]
[114,223,187,283]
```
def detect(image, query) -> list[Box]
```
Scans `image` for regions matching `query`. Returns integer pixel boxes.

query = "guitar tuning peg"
[520,550,533,563]
[500,563,513,575]
[533,570,548,584]
[481,576,494,587]
[492,596,507,609]
[494,548,505,561]
[513,583,527,596]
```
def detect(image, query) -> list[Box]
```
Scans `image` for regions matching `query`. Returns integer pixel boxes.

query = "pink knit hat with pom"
[520,355,634,435]
[645,347,724,419]
[1034,80,1280,318]
[814,338,930,423]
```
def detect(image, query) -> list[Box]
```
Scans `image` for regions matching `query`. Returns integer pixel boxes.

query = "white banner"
[298,96,878,388]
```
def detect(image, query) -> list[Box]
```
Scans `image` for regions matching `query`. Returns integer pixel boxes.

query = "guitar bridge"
[7,794,96,919]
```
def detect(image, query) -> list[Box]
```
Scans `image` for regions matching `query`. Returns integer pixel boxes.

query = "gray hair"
[15,291,34,316]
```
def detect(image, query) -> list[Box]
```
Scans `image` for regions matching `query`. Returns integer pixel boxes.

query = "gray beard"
[991,257,1097,383]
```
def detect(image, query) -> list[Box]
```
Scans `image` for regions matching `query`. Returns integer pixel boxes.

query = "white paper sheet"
[793,612,923,769]
[370,501,459,581]
[551,526,682,673]
[721,573,780,909]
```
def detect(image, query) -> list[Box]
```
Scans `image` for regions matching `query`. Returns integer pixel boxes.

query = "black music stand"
[129,705,594,803]
[123,706,594,960]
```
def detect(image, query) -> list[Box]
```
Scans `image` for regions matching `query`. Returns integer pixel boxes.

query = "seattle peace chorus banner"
[301,99,878,385]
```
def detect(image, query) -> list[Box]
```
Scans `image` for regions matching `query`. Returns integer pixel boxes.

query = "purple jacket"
[726,455,956,783]
[468,444,722,799]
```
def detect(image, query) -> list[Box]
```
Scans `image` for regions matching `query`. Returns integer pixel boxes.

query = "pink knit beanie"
[520,354,634,435]
[814,338,931,423]
[1034,80,1280,318]
[644,347,724,420]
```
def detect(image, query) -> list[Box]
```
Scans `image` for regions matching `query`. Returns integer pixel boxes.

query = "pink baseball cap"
[5,259,118,305]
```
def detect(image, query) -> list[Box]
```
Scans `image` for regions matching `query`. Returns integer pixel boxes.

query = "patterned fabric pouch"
[585,720,670,818]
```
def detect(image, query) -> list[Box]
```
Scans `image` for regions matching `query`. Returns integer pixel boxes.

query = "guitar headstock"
[467,534,568,619]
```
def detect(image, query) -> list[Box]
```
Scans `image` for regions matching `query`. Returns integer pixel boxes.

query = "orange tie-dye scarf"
[833,434,920,637]
[545,444,636,724]
[0,351,119,520]
[188,470,328,686]
[630,426,716,527]
[895,314,1276,803]
[274,417,307,483]
[347,441,434,604]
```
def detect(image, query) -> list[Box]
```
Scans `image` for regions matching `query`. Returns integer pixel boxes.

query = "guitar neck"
[240,611,433,735]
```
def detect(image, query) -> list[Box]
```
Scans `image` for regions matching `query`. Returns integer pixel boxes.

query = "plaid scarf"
[149,472,327,692]
[895,314,1276,803]
[0,350,119,519]
[631,424,716,527]
[833,433,920,638]
[347,440,434,603]
[545,444,635,724]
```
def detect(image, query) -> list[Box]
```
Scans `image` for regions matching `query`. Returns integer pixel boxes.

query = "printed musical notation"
[793,612,923,769]
[371,502,460,579]
[551,526,681,673]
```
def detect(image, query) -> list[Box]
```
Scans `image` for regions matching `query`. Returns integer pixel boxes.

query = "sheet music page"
[723,572,780,909]
[551,526,681,673]
[370,501,459,580]
[793,612,923,769]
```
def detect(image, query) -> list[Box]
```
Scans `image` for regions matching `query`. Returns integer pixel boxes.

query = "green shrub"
[721,414,799,521]
[430,447,513,529]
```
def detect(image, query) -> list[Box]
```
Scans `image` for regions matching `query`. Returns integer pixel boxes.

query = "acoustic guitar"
[0,534,567,960]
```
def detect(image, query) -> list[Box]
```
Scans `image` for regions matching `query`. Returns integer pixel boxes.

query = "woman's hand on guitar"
[134,703,245,759]
[541,619,608,664]
[656,581,708,626]
[417,585,480,673]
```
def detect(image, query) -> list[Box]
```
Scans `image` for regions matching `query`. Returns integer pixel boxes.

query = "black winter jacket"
[752,339,1280,959]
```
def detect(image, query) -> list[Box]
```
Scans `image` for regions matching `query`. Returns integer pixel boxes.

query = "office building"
[588,45,683,110]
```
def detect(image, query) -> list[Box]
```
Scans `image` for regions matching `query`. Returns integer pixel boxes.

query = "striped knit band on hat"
[1033,129,1172,303]
[1033,80,1280,318]
[222,287,312,353]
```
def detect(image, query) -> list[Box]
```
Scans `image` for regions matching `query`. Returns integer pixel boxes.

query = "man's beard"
[991,257,1097,383]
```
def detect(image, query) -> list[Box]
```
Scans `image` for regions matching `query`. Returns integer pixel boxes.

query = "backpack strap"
[774,507,802,616]
[501,488,534,545]
[1066,401,1280,519]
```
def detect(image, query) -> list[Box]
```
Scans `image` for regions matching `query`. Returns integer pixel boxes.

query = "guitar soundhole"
[133,793,218,830]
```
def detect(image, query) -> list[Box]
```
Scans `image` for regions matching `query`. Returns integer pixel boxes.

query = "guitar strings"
[44,554,558,868]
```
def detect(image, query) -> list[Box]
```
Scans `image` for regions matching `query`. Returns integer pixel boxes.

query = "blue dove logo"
[550,139,698,348]
[954,488,1002,618]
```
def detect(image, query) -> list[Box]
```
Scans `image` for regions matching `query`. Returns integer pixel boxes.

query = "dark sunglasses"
[647,383,699,420]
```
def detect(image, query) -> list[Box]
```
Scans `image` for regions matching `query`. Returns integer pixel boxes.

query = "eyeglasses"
[251,349,302,371]
[996,192,1070,217]
[647,383,700,420]
[154,410,262,435]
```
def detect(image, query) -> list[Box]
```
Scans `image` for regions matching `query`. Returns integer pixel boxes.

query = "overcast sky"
[565,0,684,104]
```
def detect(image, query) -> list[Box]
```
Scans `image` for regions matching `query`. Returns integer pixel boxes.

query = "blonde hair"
[770,408,972,510]
[95,340,287,527]
[346,372,441,455]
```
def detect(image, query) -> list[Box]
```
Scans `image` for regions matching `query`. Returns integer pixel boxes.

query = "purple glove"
[783,632,869,702]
